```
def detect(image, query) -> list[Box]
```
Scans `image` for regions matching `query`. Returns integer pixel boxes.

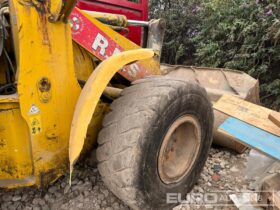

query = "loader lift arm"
[0,0,161,188]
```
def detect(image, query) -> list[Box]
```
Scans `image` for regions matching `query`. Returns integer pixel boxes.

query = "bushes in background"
[150,0,280,110]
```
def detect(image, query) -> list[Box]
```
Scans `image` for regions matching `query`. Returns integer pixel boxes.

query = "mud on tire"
[96,76,214,210]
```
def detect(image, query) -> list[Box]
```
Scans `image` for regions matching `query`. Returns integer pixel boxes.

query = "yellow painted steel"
[69,49,155,172]
[0,95,35,187]
[3,0,81,187]
[73,42,96,81]
[82,102,110,157]
[0,0,160,189]
[82,10,128,27]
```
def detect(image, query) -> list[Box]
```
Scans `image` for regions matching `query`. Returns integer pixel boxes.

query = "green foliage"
[150,0,280,110]
[149,0,201,64]
[194,0,280,110]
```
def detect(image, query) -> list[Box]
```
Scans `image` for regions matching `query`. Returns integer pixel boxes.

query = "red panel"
[70,7,152,81]
[76,0,148,45]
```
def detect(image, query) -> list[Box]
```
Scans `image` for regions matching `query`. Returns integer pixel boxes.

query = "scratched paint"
[70,8,156,81]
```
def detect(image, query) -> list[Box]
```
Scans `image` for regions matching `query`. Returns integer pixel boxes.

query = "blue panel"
[219,117,280,161]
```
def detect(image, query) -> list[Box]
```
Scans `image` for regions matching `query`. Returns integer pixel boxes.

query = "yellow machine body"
[0,0,160,188]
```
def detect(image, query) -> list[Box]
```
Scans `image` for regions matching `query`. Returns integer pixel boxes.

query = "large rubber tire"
[96,76,214,210]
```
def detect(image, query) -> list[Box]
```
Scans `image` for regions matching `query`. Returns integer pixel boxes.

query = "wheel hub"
[158,115,201,184]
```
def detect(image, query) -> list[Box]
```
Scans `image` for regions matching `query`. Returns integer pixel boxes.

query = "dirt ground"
[0,146,250,210]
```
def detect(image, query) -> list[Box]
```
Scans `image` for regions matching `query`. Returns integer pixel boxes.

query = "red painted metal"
[70,7,152,81]
[76,0,148,45]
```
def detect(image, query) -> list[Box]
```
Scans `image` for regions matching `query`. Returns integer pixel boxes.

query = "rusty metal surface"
[162,64,260,102]
[147,19,166,57]
[162,64,260,153]
[60,0,78,22]
[158,115,201,184]
[0,176,35,188]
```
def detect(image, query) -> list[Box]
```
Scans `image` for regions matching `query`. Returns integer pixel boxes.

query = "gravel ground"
[176,147,250,210]
[0,147,250,210]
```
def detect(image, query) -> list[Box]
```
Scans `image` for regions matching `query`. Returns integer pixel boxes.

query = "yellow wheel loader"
[0,0,259,209]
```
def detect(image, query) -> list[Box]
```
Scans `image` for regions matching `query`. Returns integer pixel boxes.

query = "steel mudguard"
[69,49,155,176]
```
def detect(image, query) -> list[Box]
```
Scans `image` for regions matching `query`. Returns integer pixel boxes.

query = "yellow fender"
[69,49,155,174]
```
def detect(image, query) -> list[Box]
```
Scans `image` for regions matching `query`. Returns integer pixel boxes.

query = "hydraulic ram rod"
[127,20,149,27]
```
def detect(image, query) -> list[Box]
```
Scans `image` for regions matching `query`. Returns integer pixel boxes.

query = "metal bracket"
[48,0,77,23]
